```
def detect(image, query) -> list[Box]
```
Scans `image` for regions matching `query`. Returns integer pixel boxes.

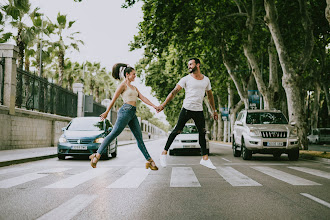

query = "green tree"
[52,12,83,86]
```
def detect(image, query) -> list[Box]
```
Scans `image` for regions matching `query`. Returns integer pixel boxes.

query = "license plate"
[183,145,195,148]
[267,142,283,147]
[72,146,87,150]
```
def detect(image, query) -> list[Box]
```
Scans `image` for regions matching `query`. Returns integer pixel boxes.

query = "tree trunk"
[24,55,30,72]
[221,48,249,107]
[264,0,313,149]
[322,82,330,117]
[217,96,224,141]
[16,28,24,70]
[268,38,280,109]
[311,82,321,129]
[58,50,65,86]
[326,0,330,26]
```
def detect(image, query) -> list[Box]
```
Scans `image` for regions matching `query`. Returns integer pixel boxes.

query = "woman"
[89,63,158,170]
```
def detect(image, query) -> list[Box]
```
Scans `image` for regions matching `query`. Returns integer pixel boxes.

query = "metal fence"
[15,69,77,117]
[85,101,106,117]
[0,57,4,105]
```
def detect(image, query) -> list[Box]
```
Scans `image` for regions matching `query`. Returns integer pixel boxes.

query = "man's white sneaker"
[200,159,216,169]
[160,154,167,167]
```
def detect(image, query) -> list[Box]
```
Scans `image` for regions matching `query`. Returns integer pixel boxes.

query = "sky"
[4,0,168,125]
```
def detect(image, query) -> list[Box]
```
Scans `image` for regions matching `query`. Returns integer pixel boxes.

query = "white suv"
[232,109,299,160]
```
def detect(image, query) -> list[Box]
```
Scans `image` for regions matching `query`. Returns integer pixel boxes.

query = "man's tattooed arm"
[160,85,182,110]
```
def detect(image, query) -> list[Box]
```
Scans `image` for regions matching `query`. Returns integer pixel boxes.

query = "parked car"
[307,128,330,144]
[169,123,210,155]
[57,117,117,160]
[232,109,299,160]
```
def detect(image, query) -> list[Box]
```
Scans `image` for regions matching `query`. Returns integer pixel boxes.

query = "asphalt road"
[0,138,329,220]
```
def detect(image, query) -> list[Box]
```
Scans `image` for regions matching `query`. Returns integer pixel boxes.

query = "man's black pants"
[164,108,208,156]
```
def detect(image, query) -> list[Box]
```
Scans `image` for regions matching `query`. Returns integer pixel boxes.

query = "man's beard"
[189,66,197,73]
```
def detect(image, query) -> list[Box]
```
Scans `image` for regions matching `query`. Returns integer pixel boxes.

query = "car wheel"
[58,154,65,160]
[273,152,282,159]
[241,139,252,160]
[288,149,299,161]
[102,145,111,160]
[111,141,117,158]
[232,138,241,157]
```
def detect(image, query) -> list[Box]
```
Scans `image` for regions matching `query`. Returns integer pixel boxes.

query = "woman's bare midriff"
[126,101,136,107]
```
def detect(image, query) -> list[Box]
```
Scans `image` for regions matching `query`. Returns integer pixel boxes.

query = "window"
[246,112,288,124]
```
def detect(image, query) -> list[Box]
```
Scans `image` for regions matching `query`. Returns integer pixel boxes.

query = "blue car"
[57,117,117,160]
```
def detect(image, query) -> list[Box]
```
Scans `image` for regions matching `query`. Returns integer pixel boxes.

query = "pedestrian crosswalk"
[0,165,329,189]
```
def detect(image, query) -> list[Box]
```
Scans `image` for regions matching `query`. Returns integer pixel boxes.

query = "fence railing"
[15,69,78,118]
[85,101,107,118]
[0,57,4,105]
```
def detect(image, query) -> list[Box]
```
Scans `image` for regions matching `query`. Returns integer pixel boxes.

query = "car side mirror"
[61,127,66,131]
[236,121,243,126]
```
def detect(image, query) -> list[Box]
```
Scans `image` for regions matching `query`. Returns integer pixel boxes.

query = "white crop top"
[121,84,138,103]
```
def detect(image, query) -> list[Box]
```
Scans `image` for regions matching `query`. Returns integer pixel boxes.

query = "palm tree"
[52,12,83,86]
[2,0,34,69]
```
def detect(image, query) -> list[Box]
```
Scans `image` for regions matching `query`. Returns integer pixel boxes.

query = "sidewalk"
[0,139,155,167]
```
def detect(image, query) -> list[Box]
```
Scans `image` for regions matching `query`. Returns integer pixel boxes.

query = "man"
[157,58,218,169]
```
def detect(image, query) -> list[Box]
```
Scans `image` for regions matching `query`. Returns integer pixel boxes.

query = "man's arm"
[206,90,218,120]
[157,84,182,112]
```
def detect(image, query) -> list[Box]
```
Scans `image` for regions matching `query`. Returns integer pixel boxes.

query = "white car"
[169,123,210,155]
[307,128,330,144]
[232,109,299,160]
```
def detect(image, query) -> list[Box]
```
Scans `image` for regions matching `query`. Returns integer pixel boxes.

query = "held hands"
[155,104,165,113]
[100,111,108,121]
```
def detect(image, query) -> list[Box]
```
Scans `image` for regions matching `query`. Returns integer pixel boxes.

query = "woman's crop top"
[122,84,138,103]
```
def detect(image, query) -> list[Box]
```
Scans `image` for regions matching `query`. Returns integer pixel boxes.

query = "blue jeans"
[97,104,151,161]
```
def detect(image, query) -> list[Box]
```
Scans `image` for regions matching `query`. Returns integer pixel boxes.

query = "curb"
[0,139,156,168]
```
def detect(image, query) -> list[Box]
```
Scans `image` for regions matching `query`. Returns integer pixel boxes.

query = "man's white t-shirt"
[177,74,211,111]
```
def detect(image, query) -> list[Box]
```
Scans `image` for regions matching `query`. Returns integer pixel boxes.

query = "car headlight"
[290,128,298,137]
[249,129,261,136]
[59,137,67,143]
[94,138,104,143]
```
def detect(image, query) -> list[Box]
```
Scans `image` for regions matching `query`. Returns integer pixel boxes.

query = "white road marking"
[44,168,110,188]
[216,166,262,186]
[221,158,231,162]
[170,167,201,187]
[107,168,150,188]
[288,167,330,179]
[300,193,330,209]
[253,166,321,185]
[0,167,29,175]
[0,168,69,188]
[37,194,97,220]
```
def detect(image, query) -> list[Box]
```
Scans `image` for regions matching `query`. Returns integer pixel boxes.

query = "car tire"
[111,142,117,158]
[241,139,252,160]
[102,145,111,160]
[58,154,65,160]
[232,137,241,157]
[273,152,282,159]
[288,149,299,161]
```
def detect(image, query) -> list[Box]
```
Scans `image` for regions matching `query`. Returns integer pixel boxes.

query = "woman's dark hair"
[112,63,135,79]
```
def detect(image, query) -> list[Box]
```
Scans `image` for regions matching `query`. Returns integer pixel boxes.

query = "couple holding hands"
[89,58,219,170]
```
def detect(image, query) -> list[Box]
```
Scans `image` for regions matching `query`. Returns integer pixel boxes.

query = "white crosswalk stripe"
[288,167,330,179]
[216,166,262,186]
[0,167,30,175]
[37,194,97,220]
[107,168,150,188]
[0,168,70,188]
[170,167,201,187]
[301,193,330,209]
[253,166,321,186]
[44,168,110,188]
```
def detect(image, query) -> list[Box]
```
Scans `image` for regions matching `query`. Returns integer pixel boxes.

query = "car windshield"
[246,112,288,124]
[181,125,198,134]
[67,118,104,131]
